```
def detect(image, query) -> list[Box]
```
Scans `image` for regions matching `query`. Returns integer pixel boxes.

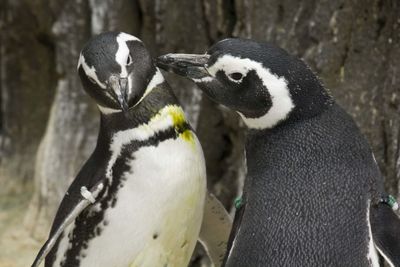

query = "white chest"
[78,135,207,267]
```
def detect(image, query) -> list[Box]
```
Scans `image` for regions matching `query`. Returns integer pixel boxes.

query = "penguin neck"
[240,71,333,130]
[244,102,337,182]
[244,55,334,130]
[287,85,334,124]
[245,97,330,139]
[242,90,332,134]
[97,83,179,141]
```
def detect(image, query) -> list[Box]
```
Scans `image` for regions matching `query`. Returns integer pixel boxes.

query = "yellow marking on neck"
[180,130,194,143]
[159,105,195,145]
[168,106,186,127]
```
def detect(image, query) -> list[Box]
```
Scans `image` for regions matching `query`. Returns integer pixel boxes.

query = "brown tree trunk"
[0,0,56,194]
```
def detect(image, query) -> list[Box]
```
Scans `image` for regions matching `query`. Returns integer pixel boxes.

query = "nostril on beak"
[119,78,129,111]
[108,76,129,111]
[119,78,128,90]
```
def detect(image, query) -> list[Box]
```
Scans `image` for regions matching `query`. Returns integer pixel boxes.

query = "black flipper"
[370,201,400,266]
[31,181,104,267]
[222,194,247,266]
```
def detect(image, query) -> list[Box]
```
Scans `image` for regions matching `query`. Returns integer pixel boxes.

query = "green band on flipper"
[388,195,399,210]
[234,196,243,209]
[380,195,399,211]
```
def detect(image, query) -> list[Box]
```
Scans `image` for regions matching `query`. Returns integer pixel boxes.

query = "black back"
[225,103,384,266]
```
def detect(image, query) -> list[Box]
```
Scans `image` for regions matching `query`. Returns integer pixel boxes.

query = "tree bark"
[0,0,56,194]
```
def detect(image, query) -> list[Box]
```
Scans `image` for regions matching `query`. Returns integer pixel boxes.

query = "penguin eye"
[229,72,243,81]
[126,55,133,65]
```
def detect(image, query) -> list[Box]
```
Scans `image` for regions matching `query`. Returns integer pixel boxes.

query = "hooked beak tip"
[119,98,129,111]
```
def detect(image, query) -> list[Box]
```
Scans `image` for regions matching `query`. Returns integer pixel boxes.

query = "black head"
[78,32,157,113]
[157,38,331,129]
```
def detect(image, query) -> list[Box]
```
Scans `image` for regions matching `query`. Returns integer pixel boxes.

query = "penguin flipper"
[31,181,104,267]
[199,192,232,267]
[370,202,400,266]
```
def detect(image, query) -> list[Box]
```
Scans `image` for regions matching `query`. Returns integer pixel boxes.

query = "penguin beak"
[107,75,129,111]
[156,53,210,80]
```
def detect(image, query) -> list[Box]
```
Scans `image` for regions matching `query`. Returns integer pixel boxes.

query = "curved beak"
[156,53,210,80]
[107,75,129,111]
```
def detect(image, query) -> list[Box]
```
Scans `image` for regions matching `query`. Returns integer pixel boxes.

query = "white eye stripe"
[77,53,107,89]
[207,54,295,129]
[115,33,141,77]
[88,76,97,84]
[209,61,249,83]
[207,58,249,77]
[118,32,141,43]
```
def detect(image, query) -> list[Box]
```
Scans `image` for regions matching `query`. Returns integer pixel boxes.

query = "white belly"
[79,135,207,267]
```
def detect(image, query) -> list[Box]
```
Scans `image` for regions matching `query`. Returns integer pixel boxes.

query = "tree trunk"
[0,0,56,194]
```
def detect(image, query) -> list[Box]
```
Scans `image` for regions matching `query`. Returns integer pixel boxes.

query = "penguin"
[156,38,400,267]
[31,32,231,267]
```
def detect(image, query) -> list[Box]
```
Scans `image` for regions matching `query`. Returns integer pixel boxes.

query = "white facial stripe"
[118,32,141,43]
[208,55,295,129]
[192,76,214,83]
[97,105,120,114]
[77,53,107,89]
[115,33,141,77]
[133,68,165,107]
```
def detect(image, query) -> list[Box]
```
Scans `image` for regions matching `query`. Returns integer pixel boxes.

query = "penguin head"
[157,38,331,129]
[78,32,157,112]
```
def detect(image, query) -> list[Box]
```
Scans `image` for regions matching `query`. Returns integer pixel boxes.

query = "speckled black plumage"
[225,102,385,266]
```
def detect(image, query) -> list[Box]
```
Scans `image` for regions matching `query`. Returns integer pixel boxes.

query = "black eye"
[229,72,243,81]
[127,55,132,65]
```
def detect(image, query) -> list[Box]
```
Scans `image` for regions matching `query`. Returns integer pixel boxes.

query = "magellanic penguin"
[31,32,232,267]
[157,38,400,267]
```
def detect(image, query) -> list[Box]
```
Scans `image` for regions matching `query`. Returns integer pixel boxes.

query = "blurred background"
[0,0,399,266]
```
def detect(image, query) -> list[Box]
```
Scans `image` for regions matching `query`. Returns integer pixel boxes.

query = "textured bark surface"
[0,0,399,266]
[0,0,56,193]
[24,0,97,237]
